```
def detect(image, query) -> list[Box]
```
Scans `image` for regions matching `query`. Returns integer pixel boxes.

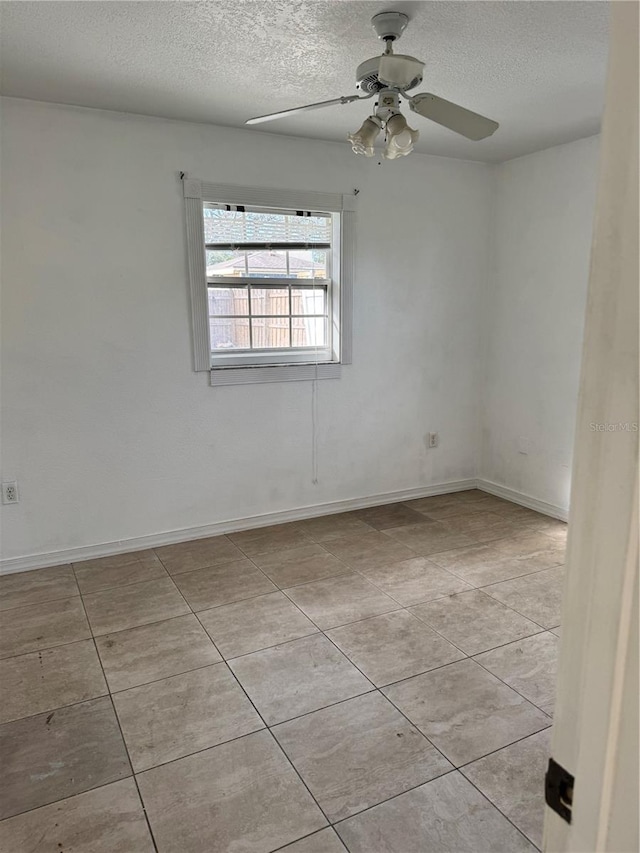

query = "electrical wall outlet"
[2,481,19,504]
[429,432,439,448]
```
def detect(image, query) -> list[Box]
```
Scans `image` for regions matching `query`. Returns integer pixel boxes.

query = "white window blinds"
[203,204,332,250]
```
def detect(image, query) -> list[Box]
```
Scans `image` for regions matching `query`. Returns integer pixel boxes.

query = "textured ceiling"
[0,0,609,162]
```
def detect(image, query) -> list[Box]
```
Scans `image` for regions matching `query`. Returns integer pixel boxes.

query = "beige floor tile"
[492,519,551,541]
[172,560,275,611]
[0,596,90,659]
[353,503,429,530]
[228,523,312,556]
[198,592,318,659]
[404,491,496,519]
[550,625,562,637]
[537,522,569,543]
[137,730,327,853]
[383,659,550,766]
[284,573,399,630]
[357,556,471,606]
[327,610,464,687]
[439,511,523,543]
[113,663,264,771]
[229,633,372,725]
[0,565,78,612]
[496,531,566,560]
[0,697,131,820]
[301,512,373,541]
[274,692,452,822]
[431,536,564,586]
[467,494,543,514]
[154,535,245,574]
[491,503,557,525]
[279,828,346,852]
[73,549,167,594]
[336,771,536,852]
[500,549,565,578]
[410,589,541,655]
[383,522,476,557]
[429,541,514,583]
[518,514,569,536]
[461,728,552,848]
[483,567,565,628]
[83,577,190,635]
[95,614,221,692]
[0,778,155,853]
[322,531,417,571]
[253,543,348,588]
[0,500,565,852]
[475,633,559,714]
[0,640,107,724]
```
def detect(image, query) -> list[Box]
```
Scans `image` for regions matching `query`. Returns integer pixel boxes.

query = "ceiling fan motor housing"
[356,56,424,94]
[371,11,409,42]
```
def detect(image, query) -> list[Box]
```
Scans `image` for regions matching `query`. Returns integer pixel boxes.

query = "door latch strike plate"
[545,757,574,823]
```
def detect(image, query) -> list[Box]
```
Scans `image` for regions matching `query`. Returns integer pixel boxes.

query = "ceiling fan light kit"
[347,116,382,158]
[383,112,419,160]
[245,11,499,161]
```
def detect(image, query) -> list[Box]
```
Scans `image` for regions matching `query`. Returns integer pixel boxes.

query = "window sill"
[210,362,342,386]
[212,348,333,367]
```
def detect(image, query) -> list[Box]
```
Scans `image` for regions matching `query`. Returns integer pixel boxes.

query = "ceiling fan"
[246,11,499,160]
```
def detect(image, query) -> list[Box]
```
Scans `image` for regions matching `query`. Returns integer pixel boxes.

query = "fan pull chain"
[311,324,320,485]
[311,376,319,486]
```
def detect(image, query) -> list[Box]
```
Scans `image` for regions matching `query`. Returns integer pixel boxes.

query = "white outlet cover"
[2,481,19,504]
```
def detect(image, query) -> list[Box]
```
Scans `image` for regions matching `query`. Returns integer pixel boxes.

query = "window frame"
[206,241,334,364]
[184,178,355,386]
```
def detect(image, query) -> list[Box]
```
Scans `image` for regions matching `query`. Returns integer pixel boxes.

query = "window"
[183,179,355,385]
[205,206,334,366]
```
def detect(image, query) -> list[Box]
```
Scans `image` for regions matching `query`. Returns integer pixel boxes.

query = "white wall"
[0,97,491,563]
[480,136,600,510]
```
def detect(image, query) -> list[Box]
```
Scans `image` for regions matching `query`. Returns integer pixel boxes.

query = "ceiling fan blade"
[409,93,498,140]
[246,95,366,125]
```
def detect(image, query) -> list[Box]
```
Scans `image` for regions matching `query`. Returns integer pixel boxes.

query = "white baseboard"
[476,479,569,522]
[0,478,478,575]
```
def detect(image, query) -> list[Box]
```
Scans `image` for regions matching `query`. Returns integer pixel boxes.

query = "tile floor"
[0,489,565,852]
